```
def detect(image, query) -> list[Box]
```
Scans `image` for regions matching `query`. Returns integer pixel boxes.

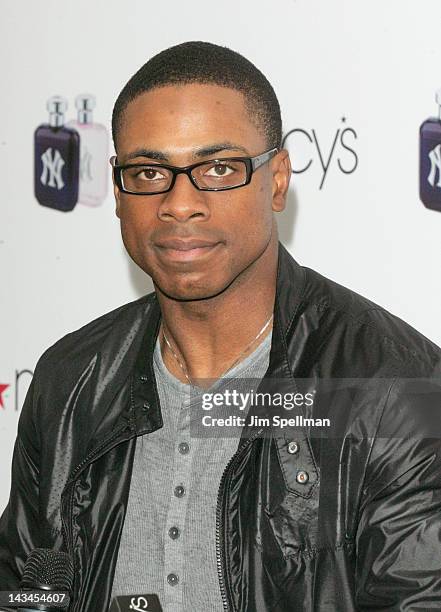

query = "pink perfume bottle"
[67,94,108,206]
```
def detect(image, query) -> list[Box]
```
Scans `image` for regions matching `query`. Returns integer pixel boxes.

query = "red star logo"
[0,384,10,409]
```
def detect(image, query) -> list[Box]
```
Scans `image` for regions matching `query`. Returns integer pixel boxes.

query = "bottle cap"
[75,94,96,124]
[47,95,68,128]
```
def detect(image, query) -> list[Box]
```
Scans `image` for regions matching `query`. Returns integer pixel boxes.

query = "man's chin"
[153,279,228,303]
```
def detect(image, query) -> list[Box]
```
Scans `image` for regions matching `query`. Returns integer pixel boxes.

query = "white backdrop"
[1,0,440,510]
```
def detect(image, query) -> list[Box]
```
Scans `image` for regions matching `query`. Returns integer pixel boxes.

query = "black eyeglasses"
[109,147,279,195]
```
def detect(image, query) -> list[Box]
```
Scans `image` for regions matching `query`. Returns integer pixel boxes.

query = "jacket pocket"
[263,435,320,559]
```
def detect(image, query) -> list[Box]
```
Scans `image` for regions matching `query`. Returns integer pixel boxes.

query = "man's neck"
[154,241,278,384]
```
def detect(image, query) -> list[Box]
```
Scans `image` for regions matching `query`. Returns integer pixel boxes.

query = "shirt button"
[167,573,179,586]
[174,485,185,498]
[178,442,190,454]
[140,374,148,383]
[168,526,180,540]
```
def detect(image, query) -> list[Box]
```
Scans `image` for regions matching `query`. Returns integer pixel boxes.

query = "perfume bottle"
[419,88,441,212]
[67,94,108,206]
[34,96,80,212]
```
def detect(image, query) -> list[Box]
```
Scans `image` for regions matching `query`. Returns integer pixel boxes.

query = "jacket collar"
[129,241,307,435]
[66,241,316,499]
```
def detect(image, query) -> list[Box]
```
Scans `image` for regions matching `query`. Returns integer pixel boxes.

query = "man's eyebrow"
[123,142,251,163]
[193,143,251,158]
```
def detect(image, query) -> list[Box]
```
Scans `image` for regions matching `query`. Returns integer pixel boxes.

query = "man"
[1,40,441,612]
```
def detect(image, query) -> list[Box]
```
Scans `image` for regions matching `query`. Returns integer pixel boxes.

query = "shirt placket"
[163,394,194,611]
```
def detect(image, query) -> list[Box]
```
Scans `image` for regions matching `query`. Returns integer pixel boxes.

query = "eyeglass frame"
[109,147,279,195]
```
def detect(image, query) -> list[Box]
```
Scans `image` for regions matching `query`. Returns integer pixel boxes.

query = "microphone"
[17,548,73,612]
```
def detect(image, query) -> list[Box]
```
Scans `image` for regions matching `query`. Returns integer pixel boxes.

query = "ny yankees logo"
[427,143,441,188]
[80,147,93,182]
[40,147,65,189]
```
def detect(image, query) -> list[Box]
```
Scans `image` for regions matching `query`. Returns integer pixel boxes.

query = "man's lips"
[156,238,220,250]
[154,238,222,262]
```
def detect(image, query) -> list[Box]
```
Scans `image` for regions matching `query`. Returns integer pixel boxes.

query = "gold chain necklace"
[161,313,274,386]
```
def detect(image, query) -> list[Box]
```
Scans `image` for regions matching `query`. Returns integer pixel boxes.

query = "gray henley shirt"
[110,328,272,611]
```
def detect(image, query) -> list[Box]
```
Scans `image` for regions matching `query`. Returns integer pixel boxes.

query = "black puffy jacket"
[1,242,441,611]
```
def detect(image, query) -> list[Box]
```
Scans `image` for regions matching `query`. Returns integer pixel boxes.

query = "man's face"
[113,83,289,301]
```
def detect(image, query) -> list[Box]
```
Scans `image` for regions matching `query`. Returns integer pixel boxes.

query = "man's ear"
[111,166,121,219]
[271,149,292,213]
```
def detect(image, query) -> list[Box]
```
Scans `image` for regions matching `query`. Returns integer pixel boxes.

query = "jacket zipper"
[60,422,133,610]
[216,426,264,612]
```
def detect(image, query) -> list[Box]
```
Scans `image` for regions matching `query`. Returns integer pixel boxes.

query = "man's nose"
[157,172,210,222]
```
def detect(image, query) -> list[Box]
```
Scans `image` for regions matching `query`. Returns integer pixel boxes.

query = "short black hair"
[111,40,282,152]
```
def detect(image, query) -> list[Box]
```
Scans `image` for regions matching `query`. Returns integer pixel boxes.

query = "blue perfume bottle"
[34,96,80,212]
[419,89,441,212]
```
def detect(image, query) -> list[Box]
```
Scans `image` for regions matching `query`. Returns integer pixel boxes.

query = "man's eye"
[204,163,235,177]
[137,168,166,181]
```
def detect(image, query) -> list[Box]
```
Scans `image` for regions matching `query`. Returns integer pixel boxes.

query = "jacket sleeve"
[355,376,441,610]
[0,369,41,588]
